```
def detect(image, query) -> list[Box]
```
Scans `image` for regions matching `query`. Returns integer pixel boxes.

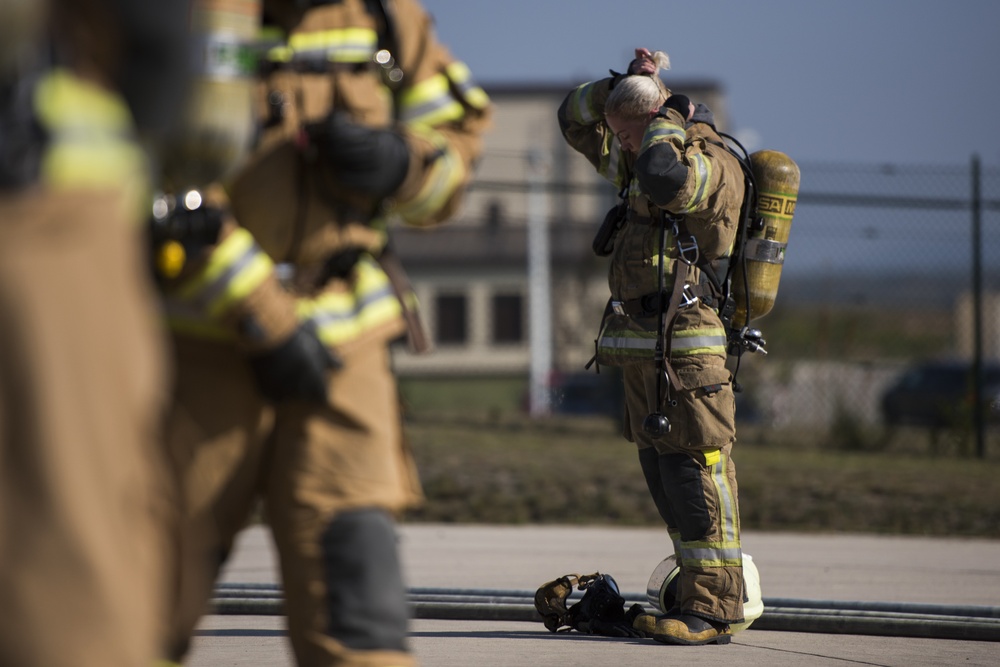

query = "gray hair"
[604,50,671,120]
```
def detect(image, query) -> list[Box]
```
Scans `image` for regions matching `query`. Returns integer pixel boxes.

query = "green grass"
[402,414,1000,538]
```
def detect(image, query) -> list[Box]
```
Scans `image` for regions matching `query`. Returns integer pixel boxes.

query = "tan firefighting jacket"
[164,0,491,353]
[557,76,743,384]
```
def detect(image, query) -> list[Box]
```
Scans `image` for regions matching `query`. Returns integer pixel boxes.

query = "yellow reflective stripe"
[677,540,742,568]
[33,69,146,190]
[445,61,489,109]
[399,72,465,126]
[703,448,721,467]
[598,134,628,189]
[709,450,740,544]
[164,315,232,340]
[395,133,466,224]
[297,257,402,346]
[670,326,727,356]
[265,28,378,64]
[683,152,712,212]
[175,228,273,317]
[640,117,685,154]
[567,81,601,124]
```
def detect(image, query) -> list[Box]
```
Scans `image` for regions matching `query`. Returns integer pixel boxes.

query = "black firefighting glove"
[662,94,692,121]
[585,603,647,638]
[247,320,341,404]
[307,111,410,199]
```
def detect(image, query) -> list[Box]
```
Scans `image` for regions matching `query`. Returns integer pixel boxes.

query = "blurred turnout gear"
[535,573,646,638]
[305,110,410,198]
[160,1,491,665]
[558,65,746,627]
[0,1,190,666]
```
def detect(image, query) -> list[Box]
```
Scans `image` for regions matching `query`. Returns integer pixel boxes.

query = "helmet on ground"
[645,553,763,633]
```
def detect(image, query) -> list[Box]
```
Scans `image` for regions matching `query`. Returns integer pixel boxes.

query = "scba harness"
[534,573,645,638]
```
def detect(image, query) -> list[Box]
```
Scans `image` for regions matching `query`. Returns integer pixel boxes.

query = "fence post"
[971,154,985,459]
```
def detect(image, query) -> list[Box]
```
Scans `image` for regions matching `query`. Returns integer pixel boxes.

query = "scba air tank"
[731,150,800,323]
[160,0,260,191]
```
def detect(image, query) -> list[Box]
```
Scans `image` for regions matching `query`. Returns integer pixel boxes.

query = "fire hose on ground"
[211,583,1000,642]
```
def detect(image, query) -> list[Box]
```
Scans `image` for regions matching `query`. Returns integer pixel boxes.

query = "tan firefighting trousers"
[623,355,745,624]
[164,333,423,666]
[0,189,171,667]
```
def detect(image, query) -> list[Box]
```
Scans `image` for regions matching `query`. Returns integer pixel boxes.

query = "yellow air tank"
[160,0,260,191]
[731,150,800,324]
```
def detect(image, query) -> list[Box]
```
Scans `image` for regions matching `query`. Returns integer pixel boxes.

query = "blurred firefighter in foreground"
[0,0,190,665]
[557,48,745,645]
[154,1,491,665]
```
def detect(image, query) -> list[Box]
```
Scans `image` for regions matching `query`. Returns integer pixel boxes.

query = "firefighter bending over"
[557,47,745,646]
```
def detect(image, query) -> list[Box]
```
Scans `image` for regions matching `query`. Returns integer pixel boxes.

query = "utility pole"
[971,154,985,459]
[527,150,552,417]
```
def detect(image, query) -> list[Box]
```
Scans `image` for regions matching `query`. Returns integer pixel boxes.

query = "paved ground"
[187,524,1000,666]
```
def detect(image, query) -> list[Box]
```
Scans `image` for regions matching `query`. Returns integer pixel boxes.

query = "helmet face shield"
[646,553,764,633]
[646,555,681,612]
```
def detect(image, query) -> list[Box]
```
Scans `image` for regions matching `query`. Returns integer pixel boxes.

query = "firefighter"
[157,1,491,665]
[0,1,190,665]
[557,47,745,645]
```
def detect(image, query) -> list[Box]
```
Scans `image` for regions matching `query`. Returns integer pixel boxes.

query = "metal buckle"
[679,283,698,308]
[676,236,700,266]
[611,300,626,316]
[670,218,700,266]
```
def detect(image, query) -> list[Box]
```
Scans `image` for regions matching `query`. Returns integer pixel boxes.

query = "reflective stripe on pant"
[164,336,422,666]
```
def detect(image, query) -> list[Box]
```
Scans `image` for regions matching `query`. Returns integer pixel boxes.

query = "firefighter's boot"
[653,614,732,645]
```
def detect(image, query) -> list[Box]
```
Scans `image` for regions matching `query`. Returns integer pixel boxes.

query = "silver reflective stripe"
[190,245,259,313]
[574,83,599,124]
[670,333,726,352]
[712,455,739,544]
[678,543,743,564]
[310,283,396,327]
[600,336,656,352]
[686,152,710,211]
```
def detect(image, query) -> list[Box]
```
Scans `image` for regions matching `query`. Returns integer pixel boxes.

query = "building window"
[492,293,523,344]
[435,294,468,344]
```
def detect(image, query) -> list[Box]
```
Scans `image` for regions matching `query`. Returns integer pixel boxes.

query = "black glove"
[247,320,341,404]
[307,112,410,199]
[662,94,692,121]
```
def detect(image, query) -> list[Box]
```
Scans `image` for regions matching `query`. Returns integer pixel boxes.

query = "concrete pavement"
[186,524,1000,666]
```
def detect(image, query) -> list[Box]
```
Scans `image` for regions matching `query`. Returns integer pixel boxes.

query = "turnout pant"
[623,357,745,624]
[165,334,423,666]
[0,190,171,667]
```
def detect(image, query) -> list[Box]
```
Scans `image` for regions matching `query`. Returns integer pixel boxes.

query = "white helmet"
[645,553,763,633]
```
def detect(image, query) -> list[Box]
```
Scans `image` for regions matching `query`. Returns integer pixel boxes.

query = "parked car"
[548,371,624,420]
[880,360,1000,428]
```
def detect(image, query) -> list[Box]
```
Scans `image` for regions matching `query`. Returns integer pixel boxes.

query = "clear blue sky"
[421,0,1000,166]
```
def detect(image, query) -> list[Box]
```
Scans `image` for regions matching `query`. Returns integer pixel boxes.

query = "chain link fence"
[401,157,1000,457]
[719,158,1000,456]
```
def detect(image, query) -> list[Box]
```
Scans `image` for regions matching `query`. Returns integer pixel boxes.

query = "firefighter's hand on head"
[307,111,410,199]
[628,47,657,75]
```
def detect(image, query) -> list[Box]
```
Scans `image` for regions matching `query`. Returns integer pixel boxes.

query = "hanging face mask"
[534,572,645,638]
